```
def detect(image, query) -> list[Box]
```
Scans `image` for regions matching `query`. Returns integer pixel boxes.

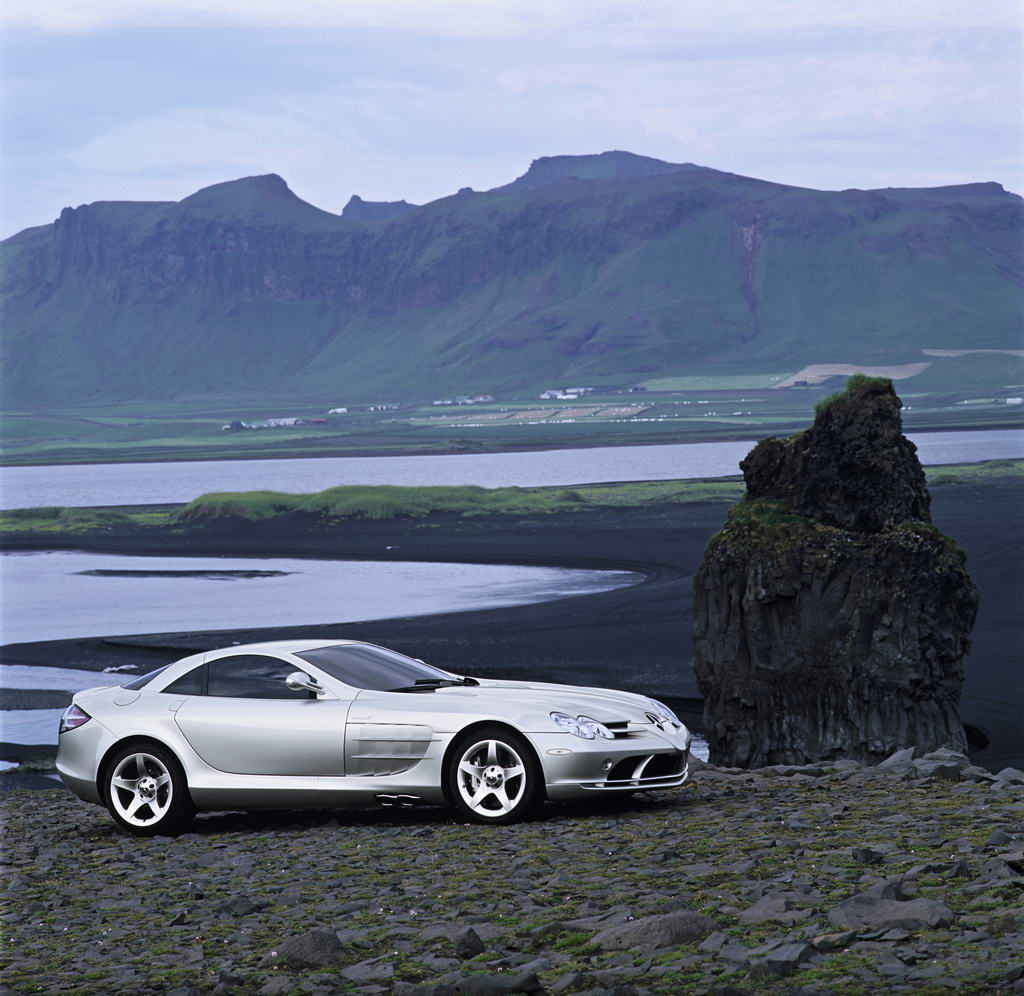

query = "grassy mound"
[172,479,745,525]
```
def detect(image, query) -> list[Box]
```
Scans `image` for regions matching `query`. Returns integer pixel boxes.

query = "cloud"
[3,0,1018,33]
[0,2,1019,237]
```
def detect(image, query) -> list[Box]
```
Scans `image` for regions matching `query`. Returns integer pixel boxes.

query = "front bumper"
[530,727,691,801]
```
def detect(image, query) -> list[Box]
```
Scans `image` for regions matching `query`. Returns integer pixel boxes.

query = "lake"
[2,429,1021,509]
[0,551,641,646]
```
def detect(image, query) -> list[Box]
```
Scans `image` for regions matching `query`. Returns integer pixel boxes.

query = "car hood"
[413,678,661,725]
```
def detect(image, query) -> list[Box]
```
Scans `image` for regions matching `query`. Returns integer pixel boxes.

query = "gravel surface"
[2,751,1022,995]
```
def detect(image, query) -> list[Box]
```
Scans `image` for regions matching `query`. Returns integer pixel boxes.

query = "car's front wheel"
[104,744,195,836]
[447,726,542,824]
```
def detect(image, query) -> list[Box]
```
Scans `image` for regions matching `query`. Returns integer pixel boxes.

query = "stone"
[996,768,1024,785]
[530,908,633,942]
[913,759,962,780]
[260,927,348,968]
[453,926,485,959]
[591,909,716,951]
[851,847,886,864]
[978,857,1022,882]
[693,377,977,767]
[962,765,998,783]
[698,931,729,952]
[257,979,295,996]
[879,928,911,941]
[340,960,394,983]
[737,894,811,925]
[552,972,587,992]
[879,747,916,769]
[393,986,456,996]
[217,895,265,916]
[827,880,955,930]
[1000,848,1024,872]
[920,747,969,764]
[988,829,1018,846]
[447,970,544,994]
[812,931,856,952]
[749,941,813,977]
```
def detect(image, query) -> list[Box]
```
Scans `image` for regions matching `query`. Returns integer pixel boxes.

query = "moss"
[172,478,745,526]
[890,519,969,564]
[0,505,135,533]
[814,373,895,419]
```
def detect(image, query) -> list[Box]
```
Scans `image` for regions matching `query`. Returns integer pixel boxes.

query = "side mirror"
[286,671,323,696]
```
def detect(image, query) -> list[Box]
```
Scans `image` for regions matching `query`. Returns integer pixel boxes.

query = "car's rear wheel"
[104,744,195,836]
[447,726,542,824]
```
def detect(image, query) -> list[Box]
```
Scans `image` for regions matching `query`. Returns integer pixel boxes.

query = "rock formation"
[341,194,418,222]
[692,375,978,767]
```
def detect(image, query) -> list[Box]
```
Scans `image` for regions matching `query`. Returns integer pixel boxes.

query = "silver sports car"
[56,639,691,835]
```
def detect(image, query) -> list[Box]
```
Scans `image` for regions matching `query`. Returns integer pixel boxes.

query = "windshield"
[295,644,456,691]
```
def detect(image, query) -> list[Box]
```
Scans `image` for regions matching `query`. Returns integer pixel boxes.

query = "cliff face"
[692,377,978,767]
[1,155,1021,405]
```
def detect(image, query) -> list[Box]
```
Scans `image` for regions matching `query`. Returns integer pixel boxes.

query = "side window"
[163,664,204,696]
[206,655,313,700]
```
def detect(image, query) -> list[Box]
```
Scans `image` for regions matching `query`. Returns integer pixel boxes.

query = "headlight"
[577,715,615,740]
[550,711,615,740]
[551,711,592,738]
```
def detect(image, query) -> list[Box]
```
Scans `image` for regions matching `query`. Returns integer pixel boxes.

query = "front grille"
[605,751,687,784]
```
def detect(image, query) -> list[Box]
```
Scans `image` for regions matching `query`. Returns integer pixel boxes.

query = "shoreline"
[2,419,1021,469]
[2,477,1022,769]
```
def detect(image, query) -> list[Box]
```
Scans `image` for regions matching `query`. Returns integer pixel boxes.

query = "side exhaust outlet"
[375,793,422,808]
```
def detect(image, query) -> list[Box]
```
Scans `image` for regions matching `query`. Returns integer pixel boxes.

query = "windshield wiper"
[386,677,479,693]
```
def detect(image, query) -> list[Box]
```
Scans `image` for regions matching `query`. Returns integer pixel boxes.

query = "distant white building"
[1007,397,1023,405]
[265,417,303,427]
[328,407,348,414]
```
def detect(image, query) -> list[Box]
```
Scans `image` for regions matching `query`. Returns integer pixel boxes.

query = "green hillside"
[1,152,1021,407]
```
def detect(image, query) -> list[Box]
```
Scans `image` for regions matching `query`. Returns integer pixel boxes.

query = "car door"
[172,654,350,776]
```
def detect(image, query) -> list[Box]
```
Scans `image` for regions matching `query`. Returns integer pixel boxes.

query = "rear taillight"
[58,704,91,735]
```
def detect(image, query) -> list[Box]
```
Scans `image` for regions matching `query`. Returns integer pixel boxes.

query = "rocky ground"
[2,748,1022,995]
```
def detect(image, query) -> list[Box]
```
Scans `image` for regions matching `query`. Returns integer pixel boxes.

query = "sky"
[0,0,1020,238]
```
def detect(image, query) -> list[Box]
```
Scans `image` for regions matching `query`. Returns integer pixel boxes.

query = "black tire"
[103,743,195,837]
[446,725,543,825]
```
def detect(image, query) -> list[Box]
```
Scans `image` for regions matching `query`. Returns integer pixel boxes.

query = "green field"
[2,358,1022,466]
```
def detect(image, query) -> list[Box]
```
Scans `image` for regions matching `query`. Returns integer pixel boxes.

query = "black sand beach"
[2,477,1021,768]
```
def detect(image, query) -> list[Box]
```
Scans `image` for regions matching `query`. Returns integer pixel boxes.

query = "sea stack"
[692,375,978,767]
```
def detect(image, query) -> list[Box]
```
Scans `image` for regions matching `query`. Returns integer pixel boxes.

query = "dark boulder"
[693,376,978,767]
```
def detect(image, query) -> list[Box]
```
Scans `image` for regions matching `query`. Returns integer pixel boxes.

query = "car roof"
[209,639,363,655]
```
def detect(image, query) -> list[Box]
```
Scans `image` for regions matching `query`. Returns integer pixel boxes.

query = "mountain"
[493,149,708,192]
[1,152,1021,406]
[341,195,419,222]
